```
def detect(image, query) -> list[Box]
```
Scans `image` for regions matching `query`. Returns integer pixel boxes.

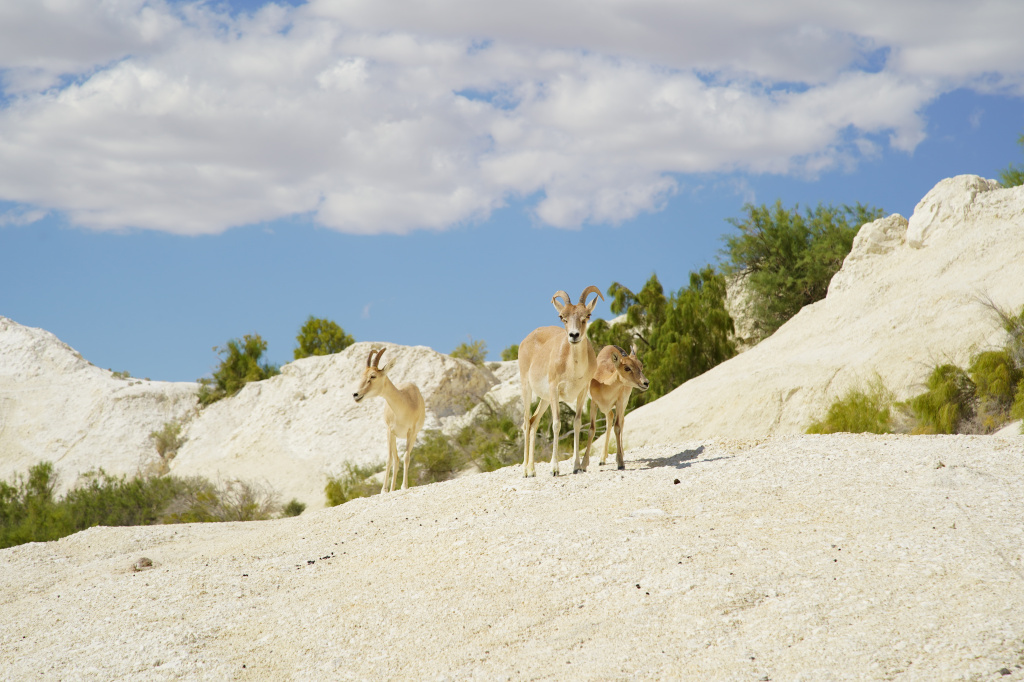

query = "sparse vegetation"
[0,463,289,549]
[283,498,306,517]
[293,316,354,360]
[149,420,185,473]
[451,338,488,366]
[807,377,894,434]
[501,344,519,361]
[998,132,1024,188]
[324,462,385,507]
[198,334,280,406]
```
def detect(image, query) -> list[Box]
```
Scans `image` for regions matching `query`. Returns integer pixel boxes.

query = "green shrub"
[998,133,1024,188]
[410,430,470,485]
[970,350,1021,408]
[198,334,280,406]
[293,316,354,360]
[720,201,885,340]
[807,378,894,434]
[282,498,306,517]
[501,344,519,361]
[0,463,189,549]
[161,477,281,523]
[451,338,488,366]
[1012,381,1024,424]
[909,364,976,434]
[324,462,385,507]
[149,421,185,467]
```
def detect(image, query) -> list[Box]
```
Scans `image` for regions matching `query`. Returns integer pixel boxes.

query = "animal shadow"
[637,445,705,470]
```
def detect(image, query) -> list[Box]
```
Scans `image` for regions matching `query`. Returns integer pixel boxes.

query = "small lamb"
[583,344,649,471]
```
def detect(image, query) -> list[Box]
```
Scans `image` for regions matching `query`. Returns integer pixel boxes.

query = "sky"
[1,0,1023,383]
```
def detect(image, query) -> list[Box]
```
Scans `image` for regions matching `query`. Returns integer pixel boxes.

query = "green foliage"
[1012,382,1024,425]
[409,430,470,485]
[161,477,281,523]
[198,334,280,406]
[293,316,354,360]
[501,344,519,362]
[720,201,885,340]
[111,370,131,380]
[324,462,385,507]
[451,338,488,366]
[0,463,291,549]
[591,269,737,407]
[909,364,976,434]
[998,133,1024,188]
[807,378,894,434]
[969,350,1021,410]
[283,498,306,517]
[149,420,184,462]
[1,463,185,549]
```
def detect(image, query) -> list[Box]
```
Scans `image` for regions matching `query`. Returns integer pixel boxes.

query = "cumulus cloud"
[0,0,1021,235]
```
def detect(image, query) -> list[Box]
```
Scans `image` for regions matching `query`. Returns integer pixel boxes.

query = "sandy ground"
[3,433,1024,681]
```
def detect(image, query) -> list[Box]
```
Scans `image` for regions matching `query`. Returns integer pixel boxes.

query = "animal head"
[353,347,394,402]
[551,285,604,345]
[609,344,649,391]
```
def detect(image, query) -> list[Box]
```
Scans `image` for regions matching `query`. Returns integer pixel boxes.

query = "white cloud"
[0,0,1022,235]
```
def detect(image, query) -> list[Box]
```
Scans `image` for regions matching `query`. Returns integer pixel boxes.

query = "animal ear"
[610,349,620,364]
[379,358,396,375]
[630,343,638,358]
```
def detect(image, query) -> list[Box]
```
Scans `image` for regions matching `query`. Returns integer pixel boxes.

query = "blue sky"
[2,0,1023,382]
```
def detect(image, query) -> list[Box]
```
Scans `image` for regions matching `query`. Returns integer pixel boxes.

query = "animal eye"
[625,367,631,372]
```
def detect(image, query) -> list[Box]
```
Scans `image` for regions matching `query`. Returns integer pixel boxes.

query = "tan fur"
[584,344,649,470]
[352,348,426,493]
[518,286,604,477]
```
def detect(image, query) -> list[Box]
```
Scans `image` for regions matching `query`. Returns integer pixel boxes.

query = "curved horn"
[578,285,604,306]
[366,349,377,368]
[551,290,571,309]
[373,347,386,369]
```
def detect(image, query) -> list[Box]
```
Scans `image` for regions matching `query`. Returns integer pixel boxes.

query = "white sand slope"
[627,176,1024,446]
[2,433,1023,680]
[0,317,198,490]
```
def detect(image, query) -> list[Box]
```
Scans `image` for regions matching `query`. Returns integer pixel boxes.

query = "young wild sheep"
[583,343,649,470]
[352,347,426,493]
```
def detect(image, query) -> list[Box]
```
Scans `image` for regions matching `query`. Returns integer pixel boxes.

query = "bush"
[720,201,885,340]
[501,344,519,362]
[970,350,1021,411]
[149,421,185,471]
[324,462,385,507]
[1,463,188,549]
[161,477,281,523]
[909,364,976,434]
[998,133,1024,188]
[282,498,306,517]
[294,316,354,360]
[1012,382,1024,424]
[451,338,487,365]
[807,378,893,434]
[198,334,280,406]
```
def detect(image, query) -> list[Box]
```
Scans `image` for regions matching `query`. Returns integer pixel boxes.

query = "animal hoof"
[617,464,625,471]
[524,471,536,478]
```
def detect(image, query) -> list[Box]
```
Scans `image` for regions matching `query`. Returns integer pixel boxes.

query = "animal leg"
[549,389,561,476]
[599,408,612,466]
[572,393,586,473]
[583,398,597,470]
[614,401,626,470]
[521,384,536,478]
[401,427,417,490]
[389,430,400,493]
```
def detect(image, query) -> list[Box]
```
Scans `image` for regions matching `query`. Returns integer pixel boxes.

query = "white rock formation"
[627,176,1024,446]
[0,317,199,489]
[170,342,501,507]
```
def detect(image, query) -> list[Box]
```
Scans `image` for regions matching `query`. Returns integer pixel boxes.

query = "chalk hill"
[628,175,1024,446]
